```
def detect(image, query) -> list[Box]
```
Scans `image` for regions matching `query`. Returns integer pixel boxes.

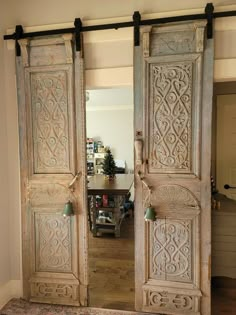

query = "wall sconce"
[144,204,156,222]
[63,201,74,217]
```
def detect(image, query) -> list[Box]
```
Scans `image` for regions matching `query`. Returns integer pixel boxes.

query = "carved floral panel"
[144,289,197,313]
[35,213,72,272]
[150,219,192,283]
[149,62,193,173]
[31,71,71,173]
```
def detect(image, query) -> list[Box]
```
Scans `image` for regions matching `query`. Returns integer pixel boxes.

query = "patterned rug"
[0,299,141,315]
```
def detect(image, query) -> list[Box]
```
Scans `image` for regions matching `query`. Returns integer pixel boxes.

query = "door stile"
[16,55,30,300]
[200,37,214,315]
[74,45,88,306]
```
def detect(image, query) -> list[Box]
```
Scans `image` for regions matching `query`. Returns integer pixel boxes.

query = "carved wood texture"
[149,62,192,173]
[31,70,71,173]
[144,289,198,313]
[33,283,75,299]
[17,36,88,307]
[134,22,212,314]
[35,213,72,272]
[151,219,192,282]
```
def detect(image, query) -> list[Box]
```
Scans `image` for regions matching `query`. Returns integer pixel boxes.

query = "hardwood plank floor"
[212,288,236,315]
[88,215,135,311]
[212,277,236,315]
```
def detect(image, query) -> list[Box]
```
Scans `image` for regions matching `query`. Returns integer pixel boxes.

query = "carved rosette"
[35,213,72,272]
[31,70,71,173]
[149,62,192,173]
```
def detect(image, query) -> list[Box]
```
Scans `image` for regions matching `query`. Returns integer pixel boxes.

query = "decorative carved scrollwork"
[144,289,197,312]
[31,70,71,173]
[151,219,192,282]
[35,213,72,272]
[32,282,77,300]
[149,62,192,173]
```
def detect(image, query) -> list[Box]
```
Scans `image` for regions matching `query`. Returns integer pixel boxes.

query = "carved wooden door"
[16,35,87,306]
[134,22,214,315]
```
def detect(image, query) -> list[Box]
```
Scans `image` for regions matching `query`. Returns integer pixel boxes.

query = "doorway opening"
[211,82,236,315]
[85,87,135,311]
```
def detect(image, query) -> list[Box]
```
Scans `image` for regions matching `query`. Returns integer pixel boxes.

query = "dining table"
[87,174,134,237]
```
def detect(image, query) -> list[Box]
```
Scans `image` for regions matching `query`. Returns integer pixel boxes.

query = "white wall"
[0,28,10,287]
[87,109,134,172]
[86,88,134,172]
[1,0,236,307]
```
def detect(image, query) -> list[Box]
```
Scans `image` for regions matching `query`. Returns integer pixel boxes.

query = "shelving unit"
[86,138,95,175]
[94,152,106,174]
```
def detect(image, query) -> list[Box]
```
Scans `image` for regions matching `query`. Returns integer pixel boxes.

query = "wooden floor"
[88,214,135,311]
[212,277,236,315]
[212,288,236,315]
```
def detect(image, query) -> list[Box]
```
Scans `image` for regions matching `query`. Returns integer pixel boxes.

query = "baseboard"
[0,280,22,309]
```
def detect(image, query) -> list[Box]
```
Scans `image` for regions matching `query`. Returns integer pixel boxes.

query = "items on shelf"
[86,138,109,175]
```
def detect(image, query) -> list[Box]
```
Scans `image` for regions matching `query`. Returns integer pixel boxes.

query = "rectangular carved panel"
[30,69,73,174]
[35,213,72,273]
[143,289,199,314]
[150,219,192,283]
[31,281,79,305]
[148,61,193,174]
[151,31,196,56]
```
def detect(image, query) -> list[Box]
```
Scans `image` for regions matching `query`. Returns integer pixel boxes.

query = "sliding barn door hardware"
[74,18,83,52]
[205,3,214,39]
[4,3,236,46]
[133,11,141,46]
[15,25,23,57]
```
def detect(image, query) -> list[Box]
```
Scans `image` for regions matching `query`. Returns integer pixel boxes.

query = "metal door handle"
[134,139,143,165]
[224,184,236,189]
[68,172,81,191]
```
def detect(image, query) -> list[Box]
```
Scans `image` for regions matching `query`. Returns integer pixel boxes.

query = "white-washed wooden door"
[16,35,88,306]
[134,22,214,315]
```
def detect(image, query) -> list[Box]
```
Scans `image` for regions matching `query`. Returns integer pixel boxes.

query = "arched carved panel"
[143,184,200,210]
[29,183,71,206]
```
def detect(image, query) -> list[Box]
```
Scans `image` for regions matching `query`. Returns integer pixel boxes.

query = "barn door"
[134,22,214,315]
[16,34,87,306]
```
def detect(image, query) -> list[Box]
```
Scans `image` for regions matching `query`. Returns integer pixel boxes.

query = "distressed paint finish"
[29,68,73,174]
[149,62,192,173]
[134,22,213,315]
[17,35,88,306]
